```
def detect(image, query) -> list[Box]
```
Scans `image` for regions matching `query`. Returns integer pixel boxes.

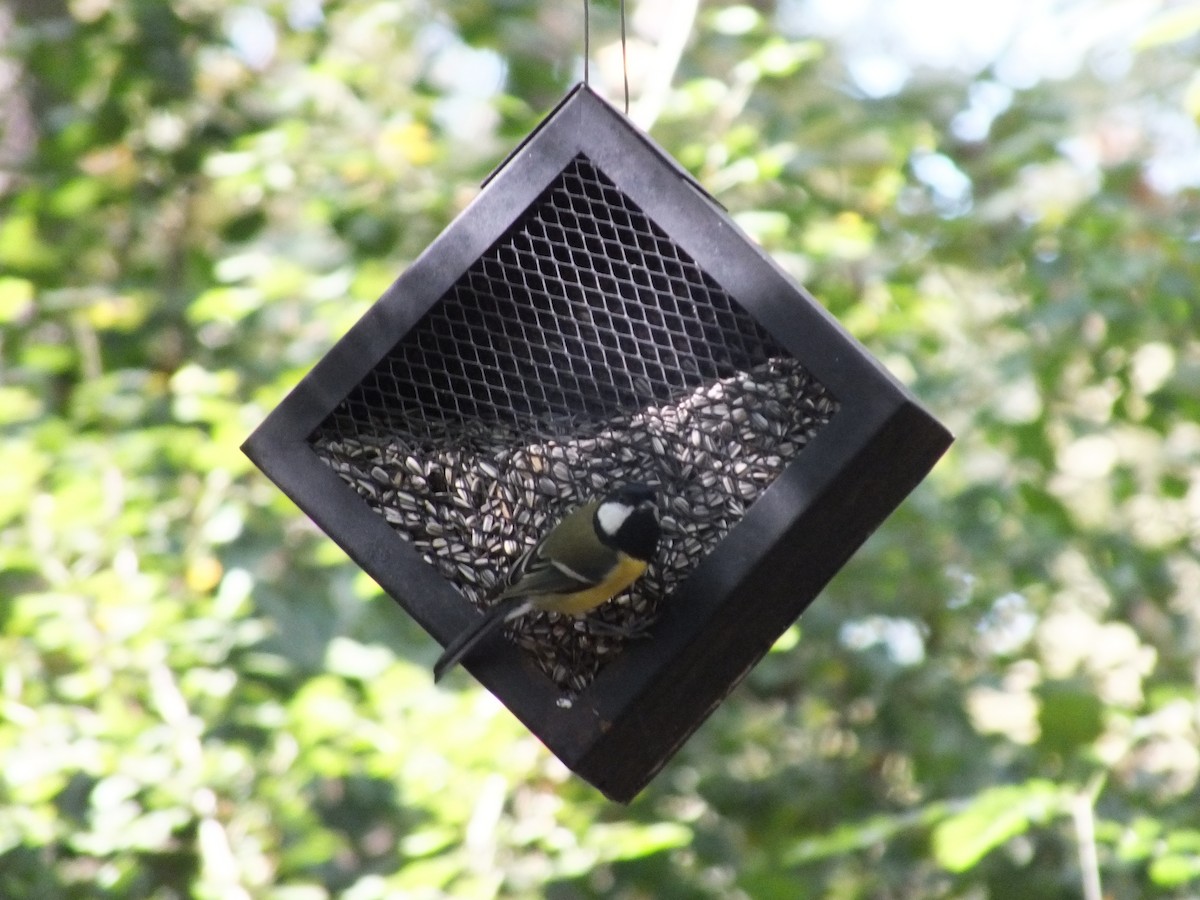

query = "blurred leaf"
[787,803,949,864]
[0,277,35,323]
[1135,3,1200,49]
[1149,852,1200,887]
[1036,680,1106,757]
[932,781,1062,872]
[0,213,58,273]
[592,821,693,863]
[749,38,824,79]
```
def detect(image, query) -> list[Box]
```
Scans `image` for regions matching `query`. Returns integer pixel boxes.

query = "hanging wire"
[620,0,629,114]
[582,0,629,113]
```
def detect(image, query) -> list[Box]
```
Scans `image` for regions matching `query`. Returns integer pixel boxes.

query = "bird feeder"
[242,84,952,802]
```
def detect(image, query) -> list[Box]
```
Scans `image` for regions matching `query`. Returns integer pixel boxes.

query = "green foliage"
[2,0,1199,896]
[931,781,1061,873]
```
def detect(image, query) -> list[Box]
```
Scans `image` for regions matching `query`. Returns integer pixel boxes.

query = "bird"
[433,482,660,682]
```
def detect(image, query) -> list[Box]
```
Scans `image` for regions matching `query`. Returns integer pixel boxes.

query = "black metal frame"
[242,84,952,802]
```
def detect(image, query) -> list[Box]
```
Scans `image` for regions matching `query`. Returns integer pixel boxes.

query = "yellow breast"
[538,554,648,616]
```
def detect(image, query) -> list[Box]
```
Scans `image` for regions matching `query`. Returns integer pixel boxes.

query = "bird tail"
[433,596,532,682]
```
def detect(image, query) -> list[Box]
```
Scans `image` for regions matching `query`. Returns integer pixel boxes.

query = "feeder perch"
[242,84,952,802]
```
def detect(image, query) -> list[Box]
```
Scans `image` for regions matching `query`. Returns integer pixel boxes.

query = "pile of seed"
[312,356,837,693]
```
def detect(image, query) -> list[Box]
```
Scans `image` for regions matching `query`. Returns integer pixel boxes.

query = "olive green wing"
[498,501,614,599]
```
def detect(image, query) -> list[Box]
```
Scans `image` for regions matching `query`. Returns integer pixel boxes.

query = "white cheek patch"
[596,500,633,538]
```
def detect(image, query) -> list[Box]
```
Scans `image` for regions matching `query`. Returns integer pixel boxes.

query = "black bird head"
[594,482,660,562]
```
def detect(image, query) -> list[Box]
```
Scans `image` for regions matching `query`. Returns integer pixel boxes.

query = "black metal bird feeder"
[242,84,952,802]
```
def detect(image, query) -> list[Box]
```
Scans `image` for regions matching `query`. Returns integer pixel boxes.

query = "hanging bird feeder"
[243,84,952,802]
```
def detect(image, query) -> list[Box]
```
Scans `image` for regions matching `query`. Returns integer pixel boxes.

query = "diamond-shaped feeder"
[243,84,952,802]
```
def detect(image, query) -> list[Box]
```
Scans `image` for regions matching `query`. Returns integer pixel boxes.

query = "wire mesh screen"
[310,154,839,693]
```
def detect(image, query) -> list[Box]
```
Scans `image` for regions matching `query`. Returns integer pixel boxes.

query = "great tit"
[433,482,660,682]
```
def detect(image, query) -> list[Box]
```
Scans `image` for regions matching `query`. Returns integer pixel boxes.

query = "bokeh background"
[2,0,1199,897]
